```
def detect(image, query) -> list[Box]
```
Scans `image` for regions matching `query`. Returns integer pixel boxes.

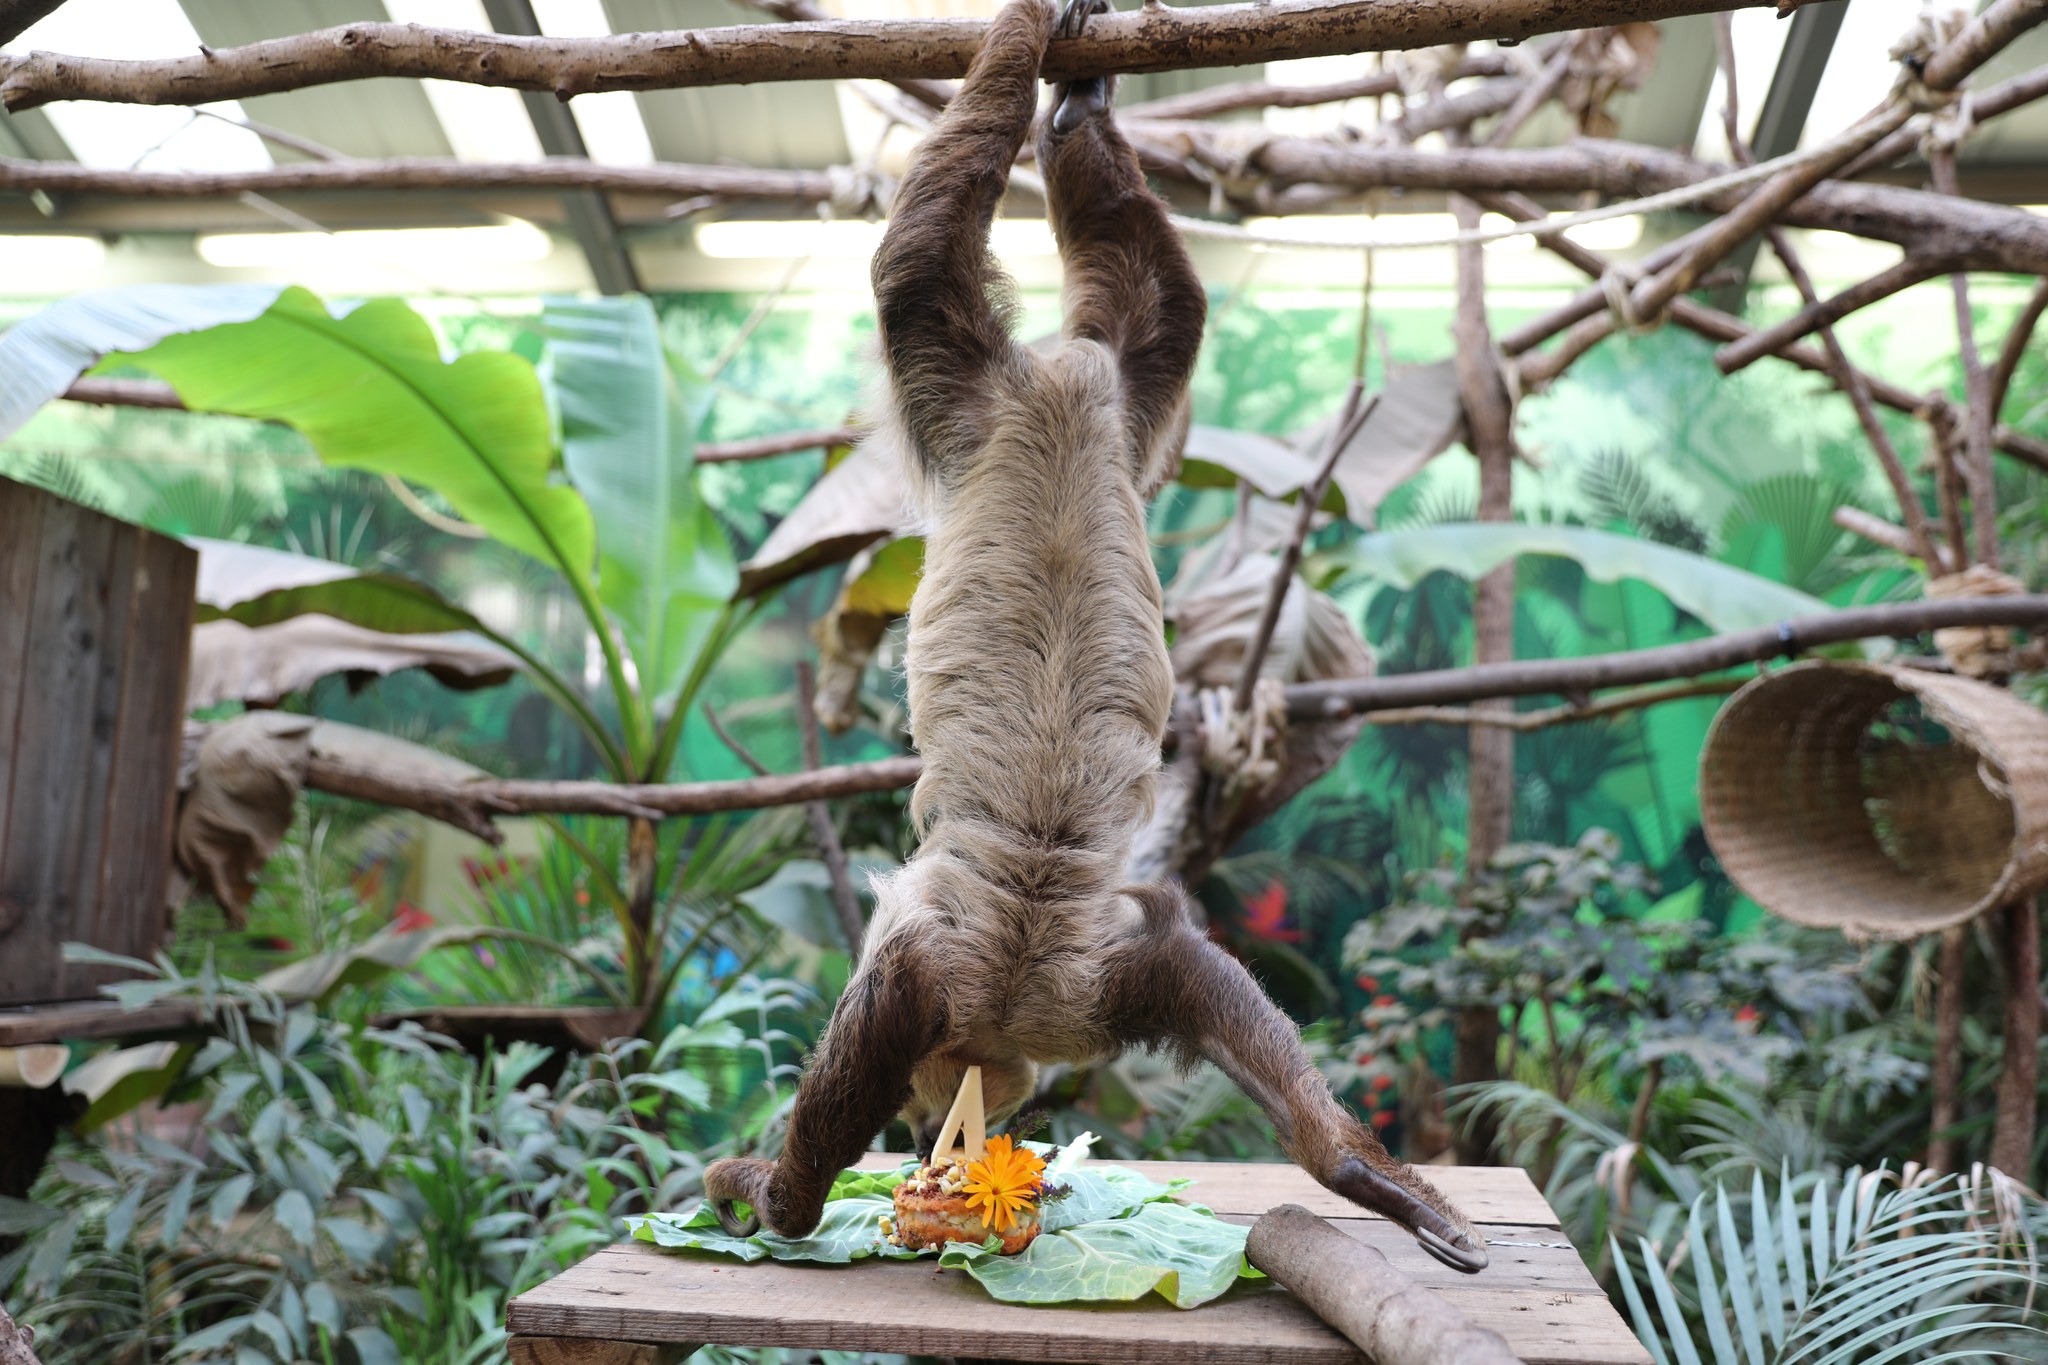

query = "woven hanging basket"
[1698,661,2048,941]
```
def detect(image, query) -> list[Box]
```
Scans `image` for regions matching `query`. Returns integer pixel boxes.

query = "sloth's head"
[902,1053,1038,1159]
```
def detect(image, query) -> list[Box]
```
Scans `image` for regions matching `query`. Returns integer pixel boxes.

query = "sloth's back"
[902,344,1173,907]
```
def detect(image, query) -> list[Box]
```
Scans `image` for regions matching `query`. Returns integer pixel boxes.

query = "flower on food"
[963,1134,1046,1232]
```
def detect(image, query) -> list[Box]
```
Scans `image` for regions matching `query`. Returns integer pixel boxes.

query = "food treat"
[886,1134,1048,1254]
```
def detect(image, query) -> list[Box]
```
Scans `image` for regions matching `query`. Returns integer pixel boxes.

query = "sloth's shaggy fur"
[703,0,1487,1273]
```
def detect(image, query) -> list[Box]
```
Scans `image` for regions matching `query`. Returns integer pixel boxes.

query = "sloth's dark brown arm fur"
[704,937,946,1236]
[869,0,1048,477]
[1037,76,1207,475]
[1102,884,1487,1269]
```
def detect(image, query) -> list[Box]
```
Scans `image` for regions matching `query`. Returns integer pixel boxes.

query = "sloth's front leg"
[1099,887,1490,1272]
[703,938,946,1238]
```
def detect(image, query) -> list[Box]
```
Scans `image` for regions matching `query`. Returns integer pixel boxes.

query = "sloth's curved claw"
[1329,1155,1490,1274]
[711,1197,761,1239]
[1054,0,1109,40]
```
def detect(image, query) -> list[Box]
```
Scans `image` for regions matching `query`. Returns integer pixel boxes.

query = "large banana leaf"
[110,287,593,583]
[1329,523,1832,636]
[542,297,736,702]
[0,282,283,440]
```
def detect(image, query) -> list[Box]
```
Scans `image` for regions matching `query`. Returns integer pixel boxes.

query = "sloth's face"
[902,1052,1038,1158]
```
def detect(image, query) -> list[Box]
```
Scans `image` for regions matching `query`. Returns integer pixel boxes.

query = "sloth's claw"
[1054,0,1109,40]
[711,1197,761,1238]
[1329,1155,1490,1274]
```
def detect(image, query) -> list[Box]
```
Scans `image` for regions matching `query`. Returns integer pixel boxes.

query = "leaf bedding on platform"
[626,1159,1255,1308]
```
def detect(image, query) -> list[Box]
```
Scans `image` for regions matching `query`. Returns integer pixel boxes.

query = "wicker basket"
[1698,661,2048,941]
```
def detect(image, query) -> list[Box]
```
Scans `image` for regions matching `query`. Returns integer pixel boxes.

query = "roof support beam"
[480,0,642,295]
[1707,0,1846,314]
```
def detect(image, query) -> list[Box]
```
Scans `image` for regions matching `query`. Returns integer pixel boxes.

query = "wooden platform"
[507,1156,1650,1365]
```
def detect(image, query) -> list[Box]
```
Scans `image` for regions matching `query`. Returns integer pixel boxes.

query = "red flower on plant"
[1735,1004,1760,1026]
[1356,974,1379,992]
[392,902,433,934]
[1370,1074,1394,1092]
[1242,880,1302,943]
[1373,995,1397,1009]
[1370,1110,1397,1129]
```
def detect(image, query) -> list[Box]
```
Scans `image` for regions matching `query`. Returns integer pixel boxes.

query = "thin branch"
[1765,225,1945,568]
[1515,311,1614,390]
[1988,277,2048,423]
[702,702,772,776]
[1481,34,1575,149]
[698,426,861,463]
[192,106,345,162]
[795,660,865,956]
[1382,76,1529,145]
[1844,62,2048,177]
[1930,142,2001,568]
[1231,382,1373,714]
[1624,103,1912,328]
[1286,595,2048,720]
[0,0,1778,112]
[1366,678,1744,730]
[1930,400,1975,565]
[1120,53,1518,121]
[1713,253,1957,374]
[1831,505,1920,557]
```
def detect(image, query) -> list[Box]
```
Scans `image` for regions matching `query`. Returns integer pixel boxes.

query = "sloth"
[703,0,1488,1273]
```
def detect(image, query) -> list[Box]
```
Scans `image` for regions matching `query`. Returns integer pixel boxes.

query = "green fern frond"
[1615,1167,2046,1365]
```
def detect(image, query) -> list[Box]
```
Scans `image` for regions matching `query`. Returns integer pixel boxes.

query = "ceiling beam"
[479,0,642,295]
[1707,0,1847,314]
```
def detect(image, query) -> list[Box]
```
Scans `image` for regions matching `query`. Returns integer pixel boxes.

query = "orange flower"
[962,1135,1046,1232]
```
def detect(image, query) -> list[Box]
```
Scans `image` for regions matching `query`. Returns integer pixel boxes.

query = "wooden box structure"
[0,477,196,1005]
[508,1156,1649,1365]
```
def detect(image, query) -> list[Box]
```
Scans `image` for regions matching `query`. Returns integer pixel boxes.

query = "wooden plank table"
[507,1156,1651,1365]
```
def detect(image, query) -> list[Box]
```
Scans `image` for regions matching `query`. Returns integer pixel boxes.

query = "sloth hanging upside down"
[703,0,1489,1274]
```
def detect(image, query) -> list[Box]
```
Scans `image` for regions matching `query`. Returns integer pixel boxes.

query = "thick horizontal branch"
[306,750,925,832]
[1286,597,2048,720]
[0,0,1771,112]
[0,153,832,202]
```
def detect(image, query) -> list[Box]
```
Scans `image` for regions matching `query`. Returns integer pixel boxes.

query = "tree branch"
[1988,277,2048,423]
[1764,225,1946,568]
[1918,0,2048,93]
[0,153,833,202]
[0,0,1774,112]
[1712,253,1958,374]
[699,426,861,463]
[1285,596,2048,721]
[1231,382,1373,714]
[1245,1205,1519,1363]
[795,660,865,956]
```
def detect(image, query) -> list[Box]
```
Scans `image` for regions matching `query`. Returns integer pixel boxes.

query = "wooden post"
[0,479,196,1006]
[1927,925,1968,1172]
[1990,897,2040,1177]
[1449,195,1517,1163]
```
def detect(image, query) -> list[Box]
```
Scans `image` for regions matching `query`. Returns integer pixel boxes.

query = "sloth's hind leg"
[1099,885,1491,1272]
[703,936,947,1239]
